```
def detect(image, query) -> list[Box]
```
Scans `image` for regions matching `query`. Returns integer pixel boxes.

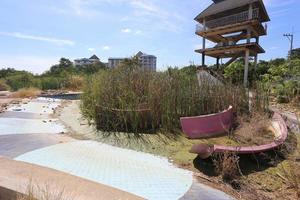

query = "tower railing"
[196,8,259,32]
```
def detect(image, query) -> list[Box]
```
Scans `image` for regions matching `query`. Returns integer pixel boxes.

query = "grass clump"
[10,87,41,98]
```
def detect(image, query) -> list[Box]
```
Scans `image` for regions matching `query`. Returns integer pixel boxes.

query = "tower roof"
[195,0,270,23]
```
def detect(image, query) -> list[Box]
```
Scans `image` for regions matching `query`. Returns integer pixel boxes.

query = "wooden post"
[254,54,258,71]
[216,57,220,69]
[202,19,206,66]
[247,28,251,44]
[244,50,250,88]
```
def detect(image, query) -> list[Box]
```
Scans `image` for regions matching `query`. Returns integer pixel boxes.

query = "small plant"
[213,152,242,183]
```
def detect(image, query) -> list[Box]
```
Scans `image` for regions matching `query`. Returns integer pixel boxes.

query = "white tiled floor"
[16,141,193,200]
[0,118,66,135]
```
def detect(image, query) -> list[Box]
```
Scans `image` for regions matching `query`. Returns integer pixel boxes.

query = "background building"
[136,51,157,71]
[108,52,157,71]
[108,58,126,69]
[74,55,100,66]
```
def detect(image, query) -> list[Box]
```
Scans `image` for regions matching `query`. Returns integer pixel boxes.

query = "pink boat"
[180,106,234,139]
[190,113,288,159]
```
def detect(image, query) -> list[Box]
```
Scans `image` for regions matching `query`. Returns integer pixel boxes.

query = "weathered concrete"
[0,134,72,158]
[0,111,50,119]
[180,181,233,200]
[0,156,143,200]
[0,118,66,135]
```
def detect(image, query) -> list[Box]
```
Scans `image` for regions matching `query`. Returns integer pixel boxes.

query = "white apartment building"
[108,52,157,71]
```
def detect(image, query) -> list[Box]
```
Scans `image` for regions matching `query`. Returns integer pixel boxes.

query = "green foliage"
[290,48,300,60]
[224,60,247,84]
[75,62,107,74]
[5,72,36,91]
[0,57,108,91]
[48,58,75,75]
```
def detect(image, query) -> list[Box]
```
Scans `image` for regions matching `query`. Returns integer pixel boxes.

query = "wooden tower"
[195,0,270,87]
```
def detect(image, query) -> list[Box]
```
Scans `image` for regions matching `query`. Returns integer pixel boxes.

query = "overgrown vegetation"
[0,57,107,92]
[81,57,255,134]
[225,57,300,104]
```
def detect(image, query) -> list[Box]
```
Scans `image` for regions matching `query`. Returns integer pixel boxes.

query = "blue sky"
[0,0,299,74]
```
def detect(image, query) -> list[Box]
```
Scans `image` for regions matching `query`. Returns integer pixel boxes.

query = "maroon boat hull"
[180,106,234,139]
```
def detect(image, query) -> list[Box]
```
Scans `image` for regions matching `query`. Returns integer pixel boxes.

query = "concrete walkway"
[0,98,234,200]
[0,156,143,200]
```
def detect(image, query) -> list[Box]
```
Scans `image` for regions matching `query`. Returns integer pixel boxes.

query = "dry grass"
[10,88,41,98]
[0,79,10,91]
[280,160,300,198]
[65,75,84,91]
[213,152,242,183]
[231,113,274,146]
[17,181,70,200]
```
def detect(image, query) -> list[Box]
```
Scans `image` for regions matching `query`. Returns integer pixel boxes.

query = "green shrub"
[5,73,35,91]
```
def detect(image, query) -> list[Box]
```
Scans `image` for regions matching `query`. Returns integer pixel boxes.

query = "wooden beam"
[205,47,247,56]
[223,55,241,68]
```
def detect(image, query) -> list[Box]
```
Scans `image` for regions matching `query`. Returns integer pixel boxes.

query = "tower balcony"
[196,8,260,33]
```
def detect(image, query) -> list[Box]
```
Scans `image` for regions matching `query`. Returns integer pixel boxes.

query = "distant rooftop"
[195,0,270,23]
[136,51,156,58]
[89,55,100,60]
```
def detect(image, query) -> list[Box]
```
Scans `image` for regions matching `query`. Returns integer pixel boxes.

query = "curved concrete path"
[16,141,194,200]
[0,156,143,200]
[0,98,234,200]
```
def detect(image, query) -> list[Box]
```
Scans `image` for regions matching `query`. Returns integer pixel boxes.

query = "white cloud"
[135,30,142,35]
[0,32,75,46]
[56,0,188,33]
[102,46,110,50]
[0,55,59,74]
[88,48,96,52]
[121,28,132,33]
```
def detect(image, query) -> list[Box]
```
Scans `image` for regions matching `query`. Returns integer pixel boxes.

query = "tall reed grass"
[81,63,261,135]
